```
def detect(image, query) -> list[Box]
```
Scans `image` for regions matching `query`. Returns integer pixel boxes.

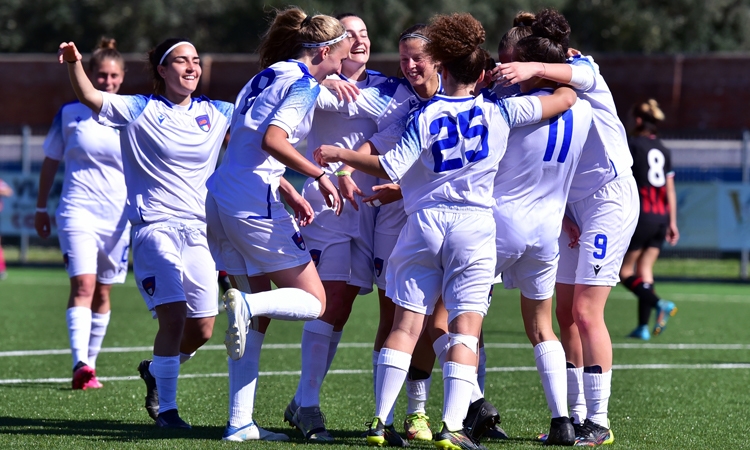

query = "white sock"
[242,288,321,321]
[583,369,612,427]
[432,333,450,367]
[295,320,333,407]
[179,351,196,364]
[375,348,411,423]
[534,341,568,418]
[443,362,476,431]
[567,366,586,424]
[228,329,264,427]
[477,346,487,393]
[88,311,110,369]
[406,375,431,415]
[150,355,180,413]
[325,330,343,374]
[66,307,91,369]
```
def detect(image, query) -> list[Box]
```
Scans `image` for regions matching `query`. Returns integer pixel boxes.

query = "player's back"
[494,91,593,258]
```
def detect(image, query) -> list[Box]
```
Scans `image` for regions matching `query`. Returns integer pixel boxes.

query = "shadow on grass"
[0,416,226,441]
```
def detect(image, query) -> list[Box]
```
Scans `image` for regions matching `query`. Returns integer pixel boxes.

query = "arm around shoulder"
[538,86,577,120]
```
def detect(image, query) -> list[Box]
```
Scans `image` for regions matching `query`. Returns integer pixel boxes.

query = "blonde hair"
[89,37,124,73]
[258,7,347,69]
[632,99,665,134]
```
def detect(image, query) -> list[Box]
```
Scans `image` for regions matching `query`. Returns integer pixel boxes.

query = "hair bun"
[97,37,117,50]
[513,12,535,27]
[531,9,570,45]
[643,99,665,121]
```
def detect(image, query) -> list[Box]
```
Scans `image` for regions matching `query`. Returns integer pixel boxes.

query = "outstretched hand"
[58,42,82,64]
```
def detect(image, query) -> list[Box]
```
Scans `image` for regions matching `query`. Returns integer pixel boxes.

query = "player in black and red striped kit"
[619,99,679,340]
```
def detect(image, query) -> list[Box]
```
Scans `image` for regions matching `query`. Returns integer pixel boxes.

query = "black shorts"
[627,217,668,251]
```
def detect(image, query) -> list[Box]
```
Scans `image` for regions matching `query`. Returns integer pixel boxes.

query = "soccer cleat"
[283,397,299,426]
[404,412,432,441]
[434,422,488,450]
[384,423,410,447]
[483,423,509,440]
[82,372,104,390]
[155,409,191,429]
[653,300,677,336]
[463,397,500,441]
[366,417,386,446]
[539,419,584,443]
[574,419,613,446]
[628,325,650,341]
[222,421,290,441]
[137,359,159,420]
[72,361,96,390]
[289,405,334,442]
[223,288,257,360]
[543,417,576,446]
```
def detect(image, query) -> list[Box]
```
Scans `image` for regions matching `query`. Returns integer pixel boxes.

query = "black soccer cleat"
[137,359,159,421]
[463,398,500,441]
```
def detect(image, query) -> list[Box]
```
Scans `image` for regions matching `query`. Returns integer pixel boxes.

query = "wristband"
[314,172,326,181]
[334,170,351,177]
[66,60,77,64]
[36,207,48,213]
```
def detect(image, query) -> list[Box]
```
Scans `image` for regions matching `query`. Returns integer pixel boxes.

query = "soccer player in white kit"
[37,38,130,391]
[307,23,448,443]
[497,29,640,448]
[58,37,233,429]
[491,10,593,445]
[204,7,349,442]
[317,12,577,449]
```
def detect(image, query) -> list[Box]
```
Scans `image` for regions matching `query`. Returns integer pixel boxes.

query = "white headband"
[158,41,195,65]
[302,32,349,48]
[400,33,431,43]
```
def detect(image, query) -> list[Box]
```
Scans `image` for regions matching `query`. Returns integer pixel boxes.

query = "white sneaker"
[223,288,252,361]
[222,421,290,441]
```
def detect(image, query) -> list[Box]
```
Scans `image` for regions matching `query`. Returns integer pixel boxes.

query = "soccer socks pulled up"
[88,311,110,369]
[326,330,343,374]
[567,364,586,424]
[442,362,477,431]
[534,341,568,418]
[150,355,180,413]
[295,320,333,407]
[375,348,411,423]
[583,367,612,428]
[244,288,321,321]
[623,276,660,326]
[66,306,92,369]
[228,329,264,427]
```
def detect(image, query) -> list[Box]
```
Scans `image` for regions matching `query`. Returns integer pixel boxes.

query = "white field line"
[3,342,750,358]
[3,364,750,385]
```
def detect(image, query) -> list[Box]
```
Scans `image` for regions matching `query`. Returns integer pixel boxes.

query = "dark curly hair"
[514,9,570,64]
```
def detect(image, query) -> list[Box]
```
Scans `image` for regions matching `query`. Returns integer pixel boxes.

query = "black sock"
[407,366,431,381]
[623,276,660,326]
[583,365,602,374]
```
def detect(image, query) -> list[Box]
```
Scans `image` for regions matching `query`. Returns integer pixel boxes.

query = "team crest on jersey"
[195,115,211,132]
[292,232,306,250]
[374,258,384,277]
[310,249,322,267]
[142,276,156,296]
[63,253,69,269]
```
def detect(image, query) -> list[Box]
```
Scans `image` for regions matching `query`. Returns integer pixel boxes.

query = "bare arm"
[666,175,680,245]
[58,42,103,114]
[315,143,389,180]
[537,87,577,120]
[35,157,61,238]
[262,125,341,214]
[279,177,314,227]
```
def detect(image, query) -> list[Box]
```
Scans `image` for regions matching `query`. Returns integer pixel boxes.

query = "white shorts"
[496,252,558,300]
[373,231,399,291]
[386,208,495,321]
[301,180,374,293]
[132,220,218,319]
[206,193,310,277]
[557,175,639,286]
[57,214,130,284]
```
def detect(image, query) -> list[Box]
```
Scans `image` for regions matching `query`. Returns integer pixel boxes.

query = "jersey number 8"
[240,68,277,115]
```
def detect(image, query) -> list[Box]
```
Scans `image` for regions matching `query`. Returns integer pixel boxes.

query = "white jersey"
[566,55,633,202]
[207,60,320,220]
[96,92,232,224]
[43,101,128,230]
[494,90,593,259]
[380,90,543,215]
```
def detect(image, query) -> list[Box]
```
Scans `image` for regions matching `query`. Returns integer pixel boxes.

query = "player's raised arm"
[58,42,104,114]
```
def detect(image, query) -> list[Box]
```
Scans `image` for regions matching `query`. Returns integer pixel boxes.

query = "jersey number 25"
[429,106,489,173]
